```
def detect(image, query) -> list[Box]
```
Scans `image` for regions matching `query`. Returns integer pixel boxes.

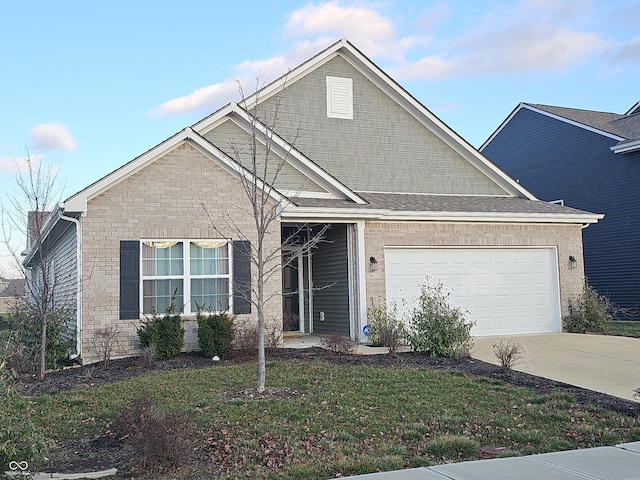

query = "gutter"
[58,209,82,361]
[281,207,604,225]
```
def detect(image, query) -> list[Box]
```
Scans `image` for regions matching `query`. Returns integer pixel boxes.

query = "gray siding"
[312,224,350,336]
[27,218,78,344]
[260,55,506,196]
[203,119,327,193]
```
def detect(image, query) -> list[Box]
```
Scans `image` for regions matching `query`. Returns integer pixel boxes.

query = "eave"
[281,205,603,225]
[611,138,640,154]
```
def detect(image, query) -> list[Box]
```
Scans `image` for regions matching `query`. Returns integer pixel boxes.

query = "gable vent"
[326,76,353,119]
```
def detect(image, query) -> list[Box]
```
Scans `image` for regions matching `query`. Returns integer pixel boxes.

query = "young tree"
[1,150,69,380]
[202,78,326,392]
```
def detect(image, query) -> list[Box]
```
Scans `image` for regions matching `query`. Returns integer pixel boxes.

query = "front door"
[282,249,301,332]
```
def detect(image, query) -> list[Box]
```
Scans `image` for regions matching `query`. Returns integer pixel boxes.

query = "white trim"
[297,249,305,334]
[355,221,367,342]
[307,234,314,334]
[279,190,342,199]
[625,101,640,116]
[611,138,640,154]
[281,206,603,224]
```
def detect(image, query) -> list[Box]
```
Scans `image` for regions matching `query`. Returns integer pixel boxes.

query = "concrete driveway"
[472,333,640,401]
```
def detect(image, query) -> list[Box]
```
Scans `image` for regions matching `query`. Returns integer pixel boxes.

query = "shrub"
[563,282,613,334]
[197,307,234,359]
[1,331,50,470]
[137,293,184,361]
[115,395,195,469]
[492,338,526,374]
[6,302,74,373]
[367,299,405,356]
[406,280,474,358]
[88,326,122,369]
[320,334,357,355]
[232,321,280,359]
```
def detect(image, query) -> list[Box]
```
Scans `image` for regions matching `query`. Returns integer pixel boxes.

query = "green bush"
[6,302,74,374]
[367,299,406,355]
[406,280,474,358]
[563,282,613,334]
[137,293,184,361]
[197,307,234,359]
[1,332,50,470]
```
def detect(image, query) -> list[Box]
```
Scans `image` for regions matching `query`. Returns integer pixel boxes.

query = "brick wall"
[79,142,282,363]
[364,221,585,315]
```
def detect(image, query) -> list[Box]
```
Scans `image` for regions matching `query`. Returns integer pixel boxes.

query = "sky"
[0,0,638,273]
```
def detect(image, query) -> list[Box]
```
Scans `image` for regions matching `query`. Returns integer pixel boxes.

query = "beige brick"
[79,142,282,363]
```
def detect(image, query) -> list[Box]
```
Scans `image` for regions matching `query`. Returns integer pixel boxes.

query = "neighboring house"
[481,102,640,316]
[0,277,25,320]
[24,39,601,363]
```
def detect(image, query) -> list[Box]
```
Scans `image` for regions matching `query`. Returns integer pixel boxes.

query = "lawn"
[22,360,640,479]
[606,320,640,338]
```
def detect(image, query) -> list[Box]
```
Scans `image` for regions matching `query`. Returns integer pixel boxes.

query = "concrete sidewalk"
[472,333,640,401]
[339,442,640,480]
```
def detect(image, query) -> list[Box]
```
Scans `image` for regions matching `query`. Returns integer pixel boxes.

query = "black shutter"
[120,240,140,320]
[232,240,252,314]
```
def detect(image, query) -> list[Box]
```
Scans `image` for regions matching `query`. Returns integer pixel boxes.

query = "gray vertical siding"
[482,108,640,314]
[312,224,351,336]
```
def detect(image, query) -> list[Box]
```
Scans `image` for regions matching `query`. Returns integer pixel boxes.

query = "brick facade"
[79,142,282,363]
[363,221,585,316]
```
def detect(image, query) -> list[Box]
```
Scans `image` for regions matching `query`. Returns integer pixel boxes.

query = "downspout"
[58,211,82,361]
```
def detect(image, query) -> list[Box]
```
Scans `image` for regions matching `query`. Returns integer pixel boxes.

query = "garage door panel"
[385,247,561,336]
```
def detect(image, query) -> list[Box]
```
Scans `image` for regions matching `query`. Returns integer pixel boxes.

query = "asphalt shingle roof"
[291,192,595,216]
[529,103,640,142]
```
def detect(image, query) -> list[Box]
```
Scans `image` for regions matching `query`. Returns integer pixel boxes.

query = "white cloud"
[283,1,396,57]
[393,0,606,80]
[151,0,614,117]
[151,38,340,118]
[28,123,76,152]
[151,82,239,117]
[0,155,36,174]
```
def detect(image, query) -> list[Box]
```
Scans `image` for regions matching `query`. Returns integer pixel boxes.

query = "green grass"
[22,361,640,479]
[606,321,640,338]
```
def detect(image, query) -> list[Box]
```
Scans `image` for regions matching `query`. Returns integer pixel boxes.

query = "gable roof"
[481,102,640,155]
[236,39,536,200]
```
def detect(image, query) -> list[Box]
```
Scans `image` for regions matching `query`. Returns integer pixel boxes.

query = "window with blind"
[141,240,231,314]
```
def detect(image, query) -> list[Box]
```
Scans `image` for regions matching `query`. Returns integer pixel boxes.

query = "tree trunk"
[38,315,47,380]
[256,262,266,393]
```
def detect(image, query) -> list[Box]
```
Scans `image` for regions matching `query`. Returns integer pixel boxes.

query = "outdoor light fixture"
[369,256,378,272]
[569,255,577,269]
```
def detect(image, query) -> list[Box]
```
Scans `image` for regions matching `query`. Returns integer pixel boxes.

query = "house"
[23,39,602,363]
[0,277,25,322]
[480,102,640,317]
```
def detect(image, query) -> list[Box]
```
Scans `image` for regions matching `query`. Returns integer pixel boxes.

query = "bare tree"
[1,149,69,380]
[202,78,327,392]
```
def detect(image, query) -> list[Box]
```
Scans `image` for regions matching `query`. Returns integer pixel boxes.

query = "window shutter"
[120,240,140,320]
[232,240,252,314]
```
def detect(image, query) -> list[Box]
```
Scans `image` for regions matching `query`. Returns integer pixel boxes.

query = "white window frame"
[140,239,233,315]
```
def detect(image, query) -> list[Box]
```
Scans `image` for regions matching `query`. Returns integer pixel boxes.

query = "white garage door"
[385,247,561,336]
